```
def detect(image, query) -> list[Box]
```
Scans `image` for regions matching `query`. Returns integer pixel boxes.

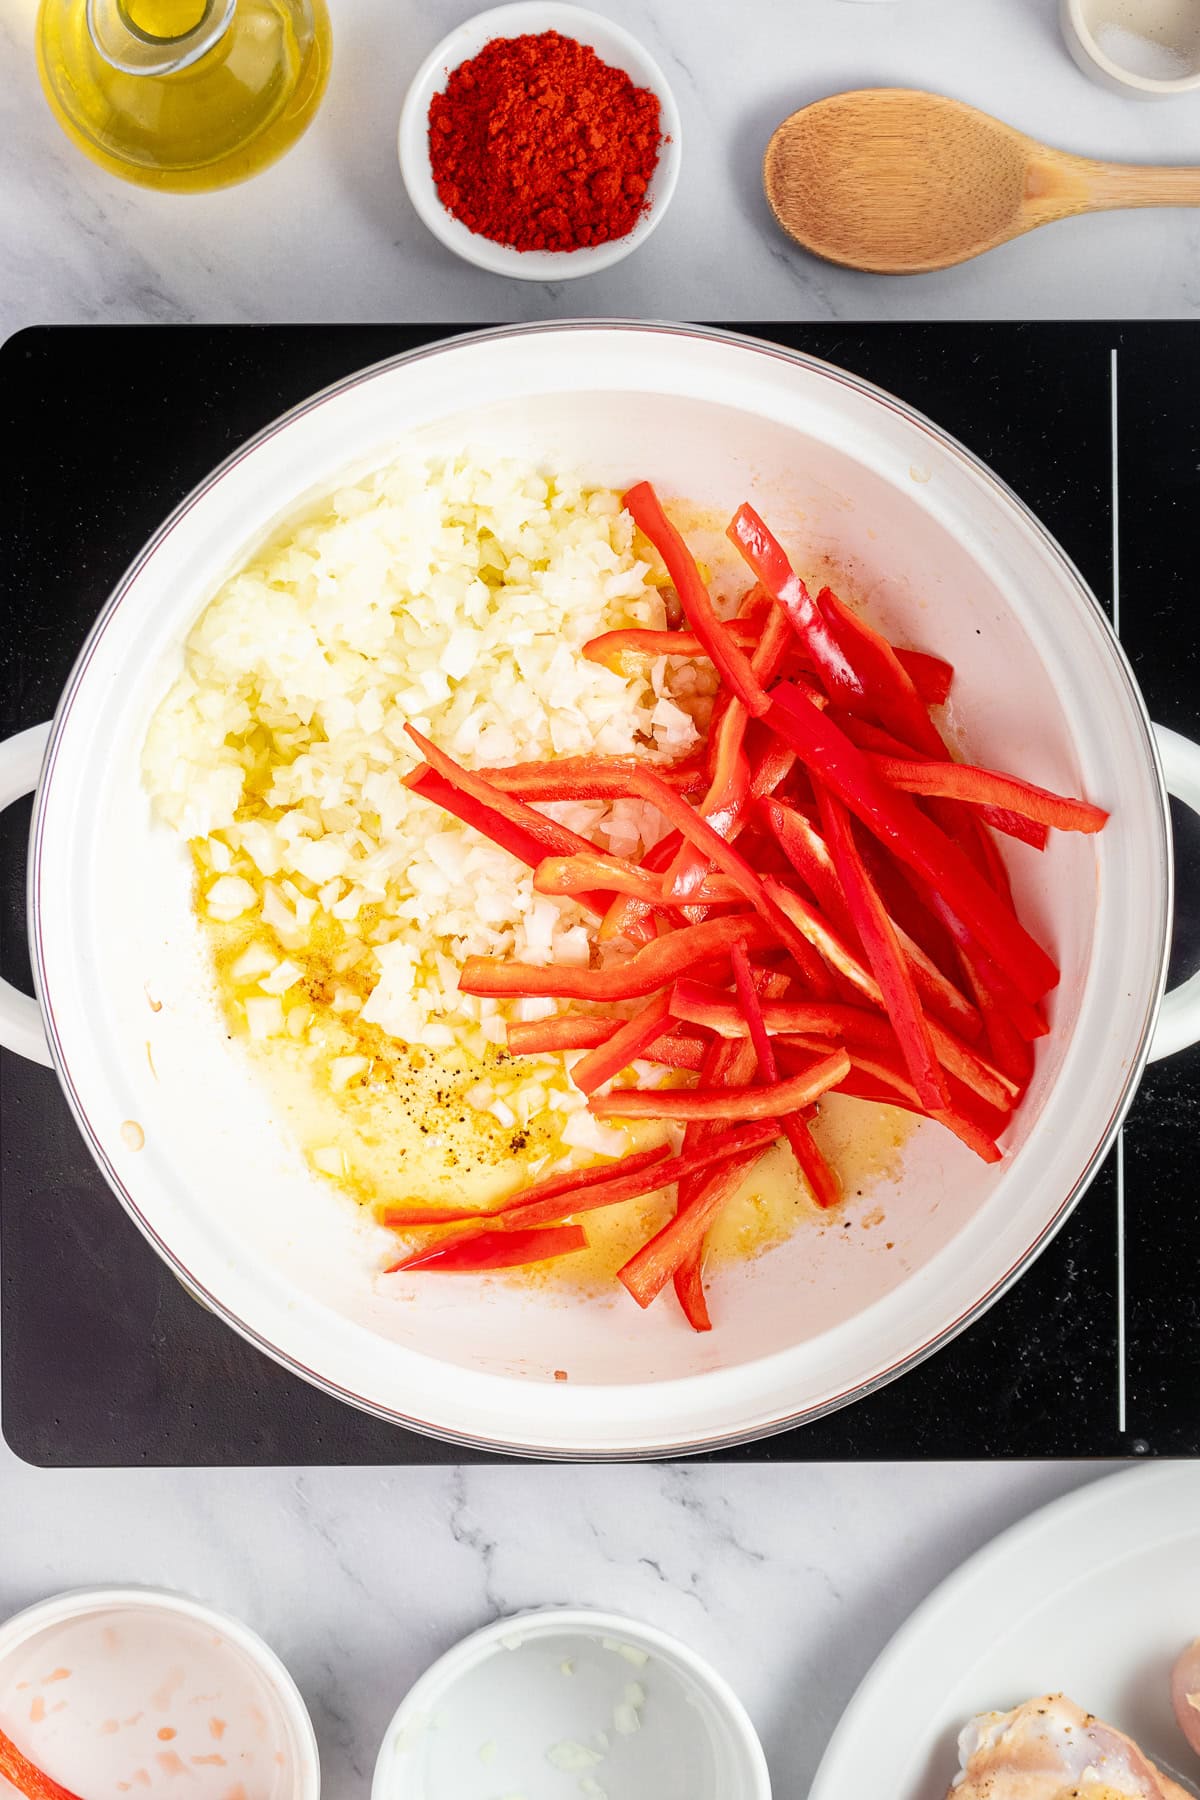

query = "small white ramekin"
[0,1586,320,1796]
[1060,0,1200,96]
[372,1606,771,1799]
[398,3,682,281]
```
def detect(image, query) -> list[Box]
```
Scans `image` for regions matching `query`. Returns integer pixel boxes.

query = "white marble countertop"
[0,2,1169,1794]
[4,0,1200,333]
[0,1446,1115,1796]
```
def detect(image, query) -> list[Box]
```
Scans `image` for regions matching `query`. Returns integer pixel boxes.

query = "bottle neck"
[86,0,237,75]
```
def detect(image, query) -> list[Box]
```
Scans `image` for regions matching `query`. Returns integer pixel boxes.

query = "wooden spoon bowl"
[764,88,1200,274]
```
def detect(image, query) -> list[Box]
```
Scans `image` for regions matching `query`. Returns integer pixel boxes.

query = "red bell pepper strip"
[570,991,676,1094]
[762,802,981,1039]
[407,769,562,879]
[619,1141,776,1309]
[957,952,1035,1086]
[830,713,1049,850]
[459,914,776,1002]
[599,829,684,946]
[747,733,798,801]
[535,852,741,907]
[866,754,1109,835]
[405,727,601,861]
[667,602,795,898]
[670,977,843,1041]
[506,1016,711,1073]
[814,584,945,754]
[583,622,764,666]
[583,622,952,706]
[727,503,865,701]
[669,1032,759,1326]
[896,648,953,707]
[624,482,773,717]
[805,1057,1004,1165]
[387,1223,587,1274]
[498,1123,780,1233]
[590,1051,850,1121]
[505,1015,612,1055]
[765,681,1060,1002]
[378,1144,672,1230]
[673,1252,713,1331]
[814,786,948,1111]
[671,977,1013,1111]
[731,941,840,1209]
[405,734,610,913]
[0,1725,92,1800]
[478,754,708,801]
[624,767,836,996]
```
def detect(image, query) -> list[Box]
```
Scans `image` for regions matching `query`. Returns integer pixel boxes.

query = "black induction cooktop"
[1,322,1197,1466]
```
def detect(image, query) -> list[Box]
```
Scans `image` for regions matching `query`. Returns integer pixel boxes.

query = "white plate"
[810,1463,1200,1799]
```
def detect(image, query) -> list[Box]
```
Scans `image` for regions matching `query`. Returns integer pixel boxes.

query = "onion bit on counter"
[385,484,1110,1331]
[427,30,662,251]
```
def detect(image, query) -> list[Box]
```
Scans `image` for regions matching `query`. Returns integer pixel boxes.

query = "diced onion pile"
[143,456,714,1151]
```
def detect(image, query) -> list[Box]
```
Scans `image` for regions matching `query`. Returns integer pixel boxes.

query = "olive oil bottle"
[36,0,332,191]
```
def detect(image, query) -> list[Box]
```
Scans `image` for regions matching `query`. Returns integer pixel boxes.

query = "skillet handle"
[1149,723,1200,1063]
[0,723,53,1067]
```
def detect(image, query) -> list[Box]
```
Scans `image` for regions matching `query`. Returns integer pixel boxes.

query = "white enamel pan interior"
[4,323,1200,1458]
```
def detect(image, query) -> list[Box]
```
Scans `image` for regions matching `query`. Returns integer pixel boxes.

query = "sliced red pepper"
[479,754,707,801]
[667,603,795,897]
[815,786,948,1110]
[727,504,866,702]
[896,647,953,707]
[672,1252,713,1331]
[766,681,1060,1002]
[624,482,772,717]
[830,714,1049,850]
[624,767,836,996]
[378,1144,671,1230]
[867,754,1109,835]
[387,1223,587,1274]
[582,622,763,667]
[671,978,1012,1111]
[599,828,684,947]
[0,1724,96,1800]
[584,623,951,711]
[590,1051,850,1121]
[731,941,840,1208]
[670,977,843,1042]
[535,852,741,907]
[815,584,945,755]
[505,1016,612,1055]
[570,990,676,1094]
[408,769,559,877]
[460,913,775,1002]
[619,1142,775,1309]
[405,733,609,913]
[498,1123,779,1232]
[405,728,597,859]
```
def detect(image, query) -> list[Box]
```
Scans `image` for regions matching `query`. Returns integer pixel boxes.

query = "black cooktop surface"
[1,323,1197,1466]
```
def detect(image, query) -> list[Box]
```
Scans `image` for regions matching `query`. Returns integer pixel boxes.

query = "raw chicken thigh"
[950,1695,1193,1799]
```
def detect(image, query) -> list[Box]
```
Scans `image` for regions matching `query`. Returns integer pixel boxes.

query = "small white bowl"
[398,3,682,280]
[0,1585,320,1795]
[372,1606,772,1799]
[1060,0,1200,96]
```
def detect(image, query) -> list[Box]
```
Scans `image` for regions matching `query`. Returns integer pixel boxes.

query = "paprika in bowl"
[399,3,682,280]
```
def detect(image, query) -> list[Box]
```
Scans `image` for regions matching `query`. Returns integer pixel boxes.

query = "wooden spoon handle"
[1078,159,1200,210]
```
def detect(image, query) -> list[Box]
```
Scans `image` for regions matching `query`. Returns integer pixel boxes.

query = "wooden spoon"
[764,88,1200,274]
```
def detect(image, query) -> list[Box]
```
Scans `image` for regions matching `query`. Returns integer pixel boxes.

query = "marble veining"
[0,1450,1111,1794]
[4,0,1200,335]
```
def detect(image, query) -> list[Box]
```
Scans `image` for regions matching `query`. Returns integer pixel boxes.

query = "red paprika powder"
[427,31,663,253]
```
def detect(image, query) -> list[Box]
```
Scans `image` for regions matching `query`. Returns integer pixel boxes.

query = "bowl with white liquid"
[1061,0,1200,94]
[372,1607,771,1800]
[0,1586,320,1798]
